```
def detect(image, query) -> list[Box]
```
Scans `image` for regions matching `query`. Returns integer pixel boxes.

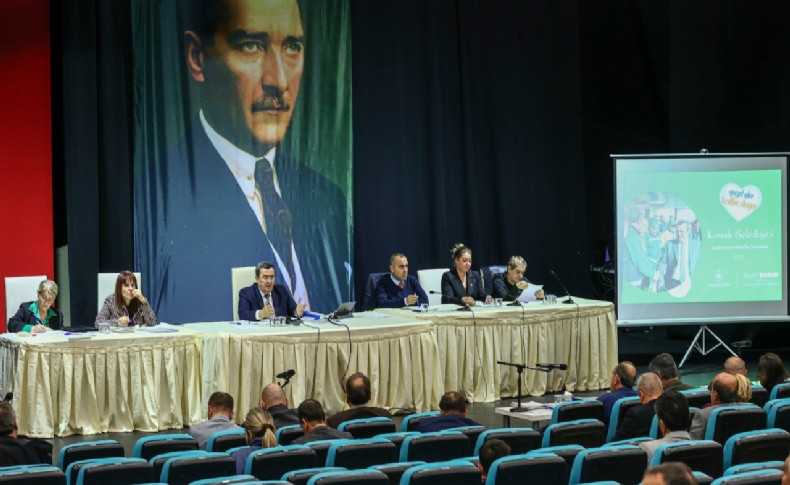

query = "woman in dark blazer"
[8,280,64,333]
[441,243,489,306]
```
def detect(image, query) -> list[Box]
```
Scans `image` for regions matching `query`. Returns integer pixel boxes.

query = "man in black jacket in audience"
[614,372,663,441]
[261,383,299,429]
[0,403,45,467]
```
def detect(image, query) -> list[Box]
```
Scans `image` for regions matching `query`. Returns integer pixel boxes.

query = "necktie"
[399,281,404,289]
[255,159,295,283]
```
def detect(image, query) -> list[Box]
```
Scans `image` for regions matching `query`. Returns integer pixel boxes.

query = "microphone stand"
[278,375,292,389]
[496,361,550,413]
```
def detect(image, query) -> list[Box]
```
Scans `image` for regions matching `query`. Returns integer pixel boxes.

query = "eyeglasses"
[38,294,55,304]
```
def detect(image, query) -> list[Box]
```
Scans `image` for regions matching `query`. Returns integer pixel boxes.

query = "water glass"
[494,298,503,307]
[554,394,564,405]
[419,303,428,312]
[98,322,111,334]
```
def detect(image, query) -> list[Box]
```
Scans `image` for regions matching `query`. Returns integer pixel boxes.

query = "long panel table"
[379,298,617,403]
[0,315,442,438]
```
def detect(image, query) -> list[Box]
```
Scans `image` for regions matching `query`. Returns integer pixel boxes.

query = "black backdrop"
[54,0,790,325]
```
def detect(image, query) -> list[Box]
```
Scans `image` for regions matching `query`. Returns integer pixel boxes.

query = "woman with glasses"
[95,271,157,327]
[8,280,64,333]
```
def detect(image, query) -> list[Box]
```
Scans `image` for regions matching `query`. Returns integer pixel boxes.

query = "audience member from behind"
[95,271,157,327]
[234,407,277,475]
[0,403,44,467]
[374,253,429,308]
[188,392,239,450]
[758,352,789,393]
[261,383,299,429]
[689,372,747,440]
[614,372,663,441]
[639,390,691,462]
[597,361,638,424]
[724,356,747,377]
[291,399,352,444]
[327,372,392,428]
[782,454,790,485]
[649,353,693,392]
[416,391,481,432]
[642,462,697,485]
[7,279,64,333]
[477,439,511,483]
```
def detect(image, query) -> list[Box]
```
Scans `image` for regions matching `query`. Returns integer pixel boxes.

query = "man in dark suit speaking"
[239,262,305,320]
[136,0,352,322]
[374,253,429,308]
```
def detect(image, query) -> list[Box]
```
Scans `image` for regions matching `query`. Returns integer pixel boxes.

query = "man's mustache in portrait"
[252,86,291,112]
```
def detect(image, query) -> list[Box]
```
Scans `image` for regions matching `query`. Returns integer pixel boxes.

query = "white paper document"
[518,284,543,302]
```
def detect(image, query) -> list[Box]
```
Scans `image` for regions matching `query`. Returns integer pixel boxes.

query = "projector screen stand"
[679,324,737,368]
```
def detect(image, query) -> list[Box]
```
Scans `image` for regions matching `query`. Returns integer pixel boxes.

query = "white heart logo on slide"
[720,184,762,222]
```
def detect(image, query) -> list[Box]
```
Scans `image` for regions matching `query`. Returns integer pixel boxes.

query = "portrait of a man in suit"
[136,0,352,322]
[658,221,701,297]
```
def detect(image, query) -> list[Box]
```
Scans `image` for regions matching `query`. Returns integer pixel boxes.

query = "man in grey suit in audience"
[639,390,691,462]
[188,392,240,449]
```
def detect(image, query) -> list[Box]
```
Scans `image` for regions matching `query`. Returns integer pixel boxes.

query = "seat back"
[681,389,713,409]
[400,432,470,463]
[4,275,47,324]
[281,467,345,485]
[750,387,770,408]
[75,457,153,485]
[400,411,440,432]
[542,419,606,448]
[443,426,487,455]
[606,396,640,442]
[337,417,396,438]
[132,433,199,460]
[416,269,446,306]
[149,450,208,480]
[771,383,790,400]
[0,465,65,485]
[231,266,256,320]
[97,272,141,312]
[400,460,480,485]
[246,445,317,480]
[368,461,426,484]
[652,440,723,478]
[473,428,541,455]
[57,439,125,470]
[551,400,605,425]
[568,444,647,485]
[188,475,259,485]
[526,445,584,485]
[767,399,790,432]
[362,272,389,311]
[306,469,390,485]
[706,405,767,444]
[710,469,783,484]
[160,452,236,485]
[325,438,398,469]
[207,427,247,452]
[276,424,305,445]
[723,428,790,470]
[725,461,786,476]
[488,453,566,485]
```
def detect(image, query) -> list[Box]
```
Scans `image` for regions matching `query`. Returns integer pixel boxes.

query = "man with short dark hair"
[327,372,392,428]
[0,403,45,466]
[689,372,746,440]
[374,253,429,308]
[649,353,693,392]
[614,372,663,441]
[261,383,299,429]
[478,439,511,483]
[597,361,638,424]
[291,399,353,444]
[639,390,691,461]
[188,391,240,450]
[642,462,697,485]
[416,391,481,432]
[239,262,305,320]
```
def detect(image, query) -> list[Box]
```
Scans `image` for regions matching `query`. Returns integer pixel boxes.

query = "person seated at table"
[416,391,481,432]
[188,391,240,450]
[441,243,490,306]
[0,402,46,467]
[491,256,545,302]
[7,279,64,333]
[260,383,299,429]
[375,253,429,308]
[291,399,353,444]
[327,372,392,428]
[95,271,157,327]
[233,407,277,475]
[238,261,305,320]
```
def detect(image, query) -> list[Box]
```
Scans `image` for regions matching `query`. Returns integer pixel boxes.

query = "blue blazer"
[374,274,429,308]
[441,269,487,304]
[238,283,297,320]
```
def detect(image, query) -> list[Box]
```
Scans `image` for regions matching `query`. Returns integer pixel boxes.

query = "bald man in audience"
[261,383,299,429]
[327,372,392,428]
[642,462,697,485]
[614,372,663,440]
[689,372,748,440]
[597,361,638,424]
[724,356,748,376]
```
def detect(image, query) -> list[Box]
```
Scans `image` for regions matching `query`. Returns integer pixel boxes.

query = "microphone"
[536,363,568,370]
[276,369,296,379]
[549,270,575,304]
[428,291,471,311]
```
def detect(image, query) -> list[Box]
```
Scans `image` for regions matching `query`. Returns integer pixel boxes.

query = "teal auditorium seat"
[680,388,712,408]
[74,457,153,485]
[188,475,260,485]
[0,465,65,485]
[769,382,790,401]
[472,428,541,455]
[442,426,487,454]
[705,405,766,444]
[132,433,199,460]
[207,427,247,452]
[399,431,469,463]
[399,460,480,485]
[526,445,584,484]
[550,400,604,425]
[400,412,440,432]
[568,444,647,485]
[722,428,790,470]
[324,438,397,469]
[245,445,317,480]
[275,424,304,445]
[306,469,390,485]
[281,467,346,485]
[649,440,723,478]
[725,461,785,476]
[367,461,425,484]
[305,439,345,466]
[710,469,783,484]
[485,452,566,485]
[765,398,790,432]
[57,439,124,470]
[149,450,208,480]
[159,451,236,485]
[605,396,640,442]
[337,417,396,438]
[541,419,606,448]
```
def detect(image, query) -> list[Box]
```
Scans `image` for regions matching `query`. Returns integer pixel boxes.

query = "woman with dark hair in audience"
[757,352,789,393]
[95,271,157,327]
[441,243,490,306]
[8,280,64,333]
[234,407,278,474]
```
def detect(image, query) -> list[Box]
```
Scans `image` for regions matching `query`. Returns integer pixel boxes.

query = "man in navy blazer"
[374,253,429,308]
[238,262,305,320]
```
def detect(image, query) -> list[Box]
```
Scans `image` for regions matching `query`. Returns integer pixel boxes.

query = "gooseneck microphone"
[535,363,568,370]
[550,270,575,304]
[428,291,471,311]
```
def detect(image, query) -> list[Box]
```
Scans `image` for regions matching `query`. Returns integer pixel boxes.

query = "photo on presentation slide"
[614,154,789,325]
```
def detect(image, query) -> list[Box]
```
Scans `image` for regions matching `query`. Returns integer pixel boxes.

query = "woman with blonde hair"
[233,407,278,474]
[8,280,64,333]
[734,374,753,403]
